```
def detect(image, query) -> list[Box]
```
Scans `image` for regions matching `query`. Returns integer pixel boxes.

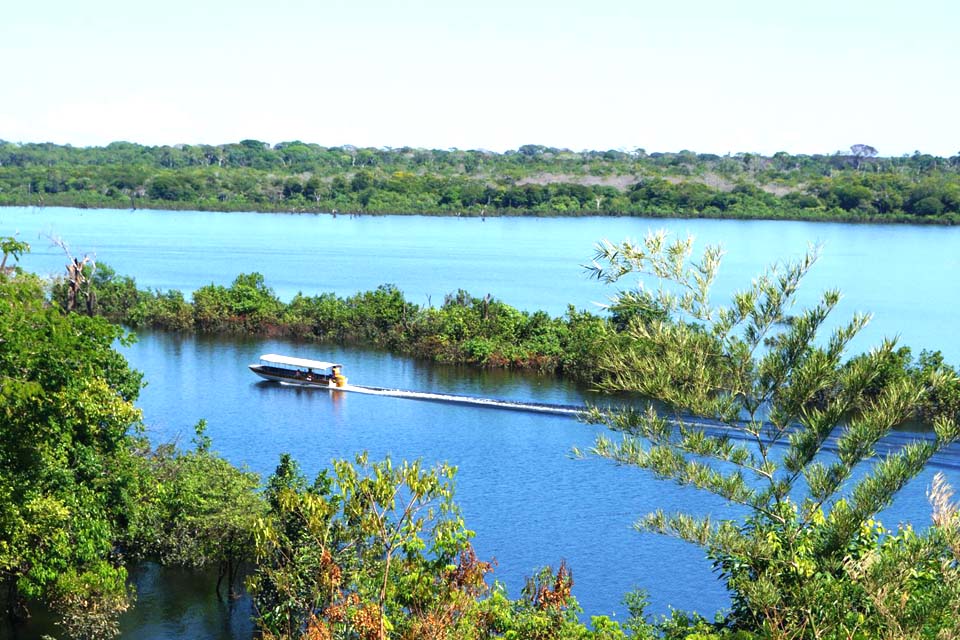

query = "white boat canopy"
[258,354,341,370]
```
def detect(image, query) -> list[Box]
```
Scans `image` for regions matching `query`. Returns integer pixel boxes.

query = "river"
[5,206,960,363]
[2,206,958,638]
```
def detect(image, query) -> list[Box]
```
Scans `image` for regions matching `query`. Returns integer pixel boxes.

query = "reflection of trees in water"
[121,564,254,640]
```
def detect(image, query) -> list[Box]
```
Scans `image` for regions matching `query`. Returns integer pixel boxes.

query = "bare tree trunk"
[48,236,95,314]
[66,258,84,312]
[227,557,240,600]
[5,577,29,623]
[379,552,391,640]
[216,563,226,600]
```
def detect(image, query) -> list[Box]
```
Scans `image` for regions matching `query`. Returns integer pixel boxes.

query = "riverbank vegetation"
[0,260,641,639]
[4,235,960,639]
[582,233,960,638]
[53,263,612,383]
[2,141,960,223]
[51,258,960,422]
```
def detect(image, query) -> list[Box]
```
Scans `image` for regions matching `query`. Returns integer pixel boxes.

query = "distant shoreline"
[2,200,957,226]
[3,141,958,225]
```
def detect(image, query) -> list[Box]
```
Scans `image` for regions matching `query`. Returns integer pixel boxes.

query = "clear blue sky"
[2,0,957,156]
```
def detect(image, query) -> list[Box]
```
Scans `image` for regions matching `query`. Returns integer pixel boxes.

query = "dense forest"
[2,141,960,222]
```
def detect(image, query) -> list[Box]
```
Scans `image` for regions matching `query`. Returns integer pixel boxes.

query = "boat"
[249,354,348,388]
[247,354,587,416]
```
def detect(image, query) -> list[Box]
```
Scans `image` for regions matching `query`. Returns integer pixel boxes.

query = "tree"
[86,263,141,323]
[46,234,97,315]
[0,236,29,272]
[582,231,960,637]
[248,453,489,640]
[246,453,628,640]
[0,268,144,638]
[912,196,945,216]
[832,182,874,211]
[127,420,263,599]
[851,144,878,170]
[845,472,960,638]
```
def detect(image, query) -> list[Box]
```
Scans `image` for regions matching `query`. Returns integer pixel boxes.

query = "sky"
[1,0,958,156]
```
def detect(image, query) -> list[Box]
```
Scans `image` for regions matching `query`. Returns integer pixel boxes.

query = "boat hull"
[249,364,340,388]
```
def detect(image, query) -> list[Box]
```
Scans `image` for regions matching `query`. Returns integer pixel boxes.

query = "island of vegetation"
[2,234,960,640]
[2,141,960,223]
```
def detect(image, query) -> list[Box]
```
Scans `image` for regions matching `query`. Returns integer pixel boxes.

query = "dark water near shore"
[2,207,959,638]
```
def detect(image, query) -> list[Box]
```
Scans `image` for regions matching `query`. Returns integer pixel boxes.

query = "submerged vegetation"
[51,258,960,422]
[3,234,960,638]
[2,141,960,223]
[52,264,611,382]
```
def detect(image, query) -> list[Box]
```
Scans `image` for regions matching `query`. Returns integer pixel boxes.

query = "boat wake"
[283,381,960,472]
[342,384,586,417]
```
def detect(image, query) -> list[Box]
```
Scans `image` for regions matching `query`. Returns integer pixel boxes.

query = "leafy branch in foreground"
[247,454,616,640]
[0,260,143,639]
[582,230,960,638]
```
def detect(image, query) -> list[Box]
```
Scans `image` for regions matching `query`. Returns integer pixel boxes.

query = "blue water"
[2,206,959,639]
[123,333,731,626]
[4,206,959,363]
[114,331,958,639]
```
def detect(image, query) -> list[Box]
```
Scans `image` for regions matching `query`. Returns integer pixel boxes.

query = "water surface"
[4,206,958,362]
[2,207,959,638]
[114,331,959,639]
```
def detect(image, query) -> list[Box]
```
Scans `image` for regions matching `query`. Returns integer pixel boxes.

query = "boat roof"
[258,354,341,370]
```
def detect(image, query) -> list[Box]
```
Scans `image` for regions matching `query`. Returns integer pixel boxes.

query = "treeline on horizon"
[2,140,960,222]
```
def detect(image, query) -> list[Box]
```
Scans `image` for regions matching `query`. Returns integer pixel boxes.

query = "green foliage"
[126,420,264,598]
[845,489,960,640]
[2,141,960,222]
[583,231,960,638]
[842,346,960,424]
[191,273,283,332]
[248,453,487,639]
[85,262,142,322]
[76,268,614,381]
[49,563,132,640]
[0,268,143,638]
[0,235,30,271]
[137,289,194,331]
[1,259,268,636]
[248,453,642,640]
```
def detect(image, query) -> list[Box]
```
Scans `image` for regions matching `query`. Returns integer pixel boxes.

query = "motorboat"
[249,353,348,388]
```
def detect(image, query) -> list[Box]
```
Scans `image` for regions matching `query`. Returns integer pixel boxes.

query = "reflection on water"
[121,565,254,640]
[0,565,253,640]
